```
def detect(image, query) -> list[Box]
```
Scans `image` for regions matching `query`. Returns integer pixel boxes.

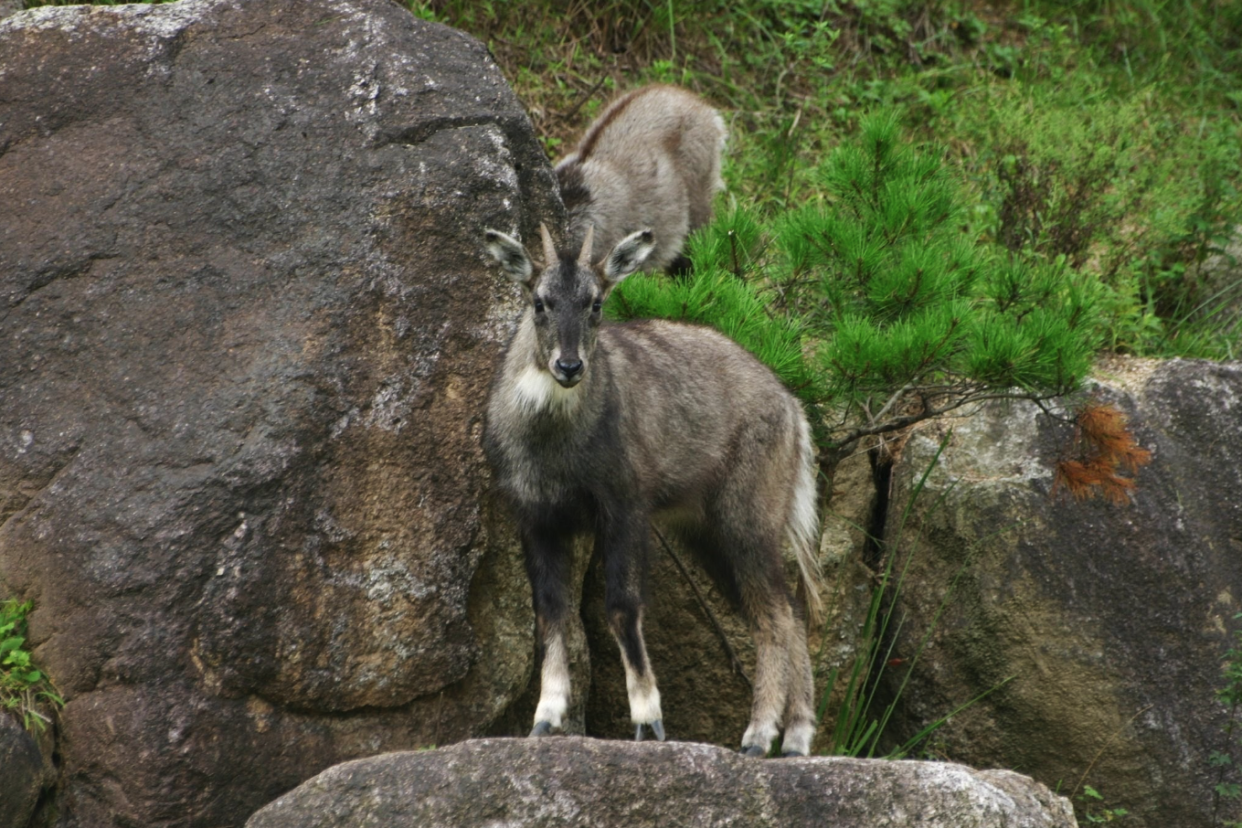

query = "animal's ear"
[601,229,656,288]
[484,229,534,286]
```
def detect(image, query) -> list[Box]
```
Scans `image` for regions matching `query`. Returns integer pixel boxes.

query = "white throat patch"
[511,364,581,414]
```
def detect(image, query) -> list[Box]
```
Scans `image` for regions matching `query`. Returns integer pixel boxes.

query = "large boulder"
[879,358,1242,827]
[244,737,1077,828]
[0,0,561,824]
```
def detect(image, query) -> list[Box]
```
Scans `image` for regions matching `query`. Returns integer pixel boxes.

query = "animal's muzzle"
[554,358,584,387]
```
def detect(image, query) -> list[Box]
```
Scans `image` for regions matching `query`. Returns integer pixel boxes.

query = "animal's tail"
[788,412,824,628]
[709,109,728,196]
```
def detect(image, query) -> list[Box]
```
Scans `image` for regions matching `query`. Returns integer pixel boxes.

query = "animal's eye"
[534,297,545,313]
[592,299,602,313]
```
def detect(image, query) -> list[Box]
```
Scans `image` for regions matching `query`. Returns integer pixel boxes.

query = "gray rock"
[0,715,44,828]
[1192,225,1242,335]
[879,357,1242,827]
[244,737,1077,828]
[0,0,559,825]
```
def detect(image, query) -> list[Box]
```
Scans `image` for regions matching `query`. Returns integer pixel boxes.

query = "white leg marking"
[742,609,794,753]
[742,720,781,753]
[610,613,663,726]
[781,720,815,756]
[623,660,663,725]
[533,633,570,729]
[781,615,818,755]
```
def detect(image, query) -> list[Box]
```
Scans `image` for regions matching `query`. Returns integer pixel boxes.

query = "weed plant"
[1,598,62,733]
[817,431,1013,757]
[1078,785,1131,824]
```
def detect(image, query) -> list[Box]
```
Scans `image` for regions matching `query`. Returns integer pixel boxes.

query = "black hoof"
[530,721,554,737]
[634,721,667,742]
[739,745,766,758]
[780,750,805,758]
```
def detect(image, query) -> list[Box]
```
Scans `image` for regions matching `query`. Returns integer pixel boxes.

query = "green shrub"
[611,110,1099,464]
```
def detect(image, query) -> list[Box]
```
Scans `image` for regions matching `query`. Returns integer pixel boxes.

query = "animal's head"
[485,224,655,388]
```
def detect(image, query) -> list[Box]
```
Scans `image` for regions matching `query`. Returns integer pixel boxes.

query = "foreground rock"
[246,737,1076,828]
[880,358,1242,827]
[0,0,560,824]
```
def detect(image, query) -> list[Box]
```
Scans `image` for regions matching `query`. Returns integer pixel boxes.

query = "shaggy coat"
[482,225,822,757]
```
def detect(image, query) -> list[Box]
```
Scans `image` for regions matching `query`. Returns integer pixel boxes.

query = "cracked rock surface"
[0,1,559,825]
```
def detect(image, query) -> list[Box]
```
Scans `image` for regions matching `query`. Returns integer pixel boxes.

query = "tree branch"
[829,386,1067,453]
[652,526,752,690]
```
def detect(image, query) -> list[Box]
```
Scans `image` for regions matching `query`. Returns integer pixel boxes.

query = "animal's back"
[576,86,725,184]
[556,86,726,270]
[600,319,804,510]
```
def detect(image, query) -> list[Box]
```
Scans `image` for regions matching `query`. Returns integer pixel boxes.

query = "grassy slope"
[411,0,1241,360]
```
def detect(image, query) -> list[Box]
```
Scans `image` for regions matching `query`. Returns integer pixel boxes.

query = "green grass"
[407,0,1239,361]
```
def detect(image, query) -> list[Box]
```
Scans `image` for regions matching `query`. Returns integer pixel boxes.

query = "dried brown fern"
[1053,401,1152,505]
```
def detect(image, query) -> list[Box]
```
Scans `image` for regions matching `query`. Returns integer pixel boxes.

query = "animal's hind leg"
[780,608,816,756]
[739,591,798,756]
[707,521,800,757]
[524,526,575,736]
[598,512,664,741]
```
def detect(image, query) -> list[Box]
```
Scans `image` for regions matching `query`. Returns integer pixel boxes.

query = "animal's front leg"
[616,607,664,742]
[598,513,664,742]
[524,527,575,736]
[531,619,571,736]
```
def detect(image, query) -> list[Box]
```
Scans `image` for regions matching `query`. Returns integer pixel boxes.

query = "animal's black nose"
[556,358,583,378]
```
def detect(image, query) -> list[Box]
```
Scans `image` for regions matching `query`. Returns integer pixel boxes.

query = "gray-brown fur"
[554,85,726,273]
[482,225,822,756]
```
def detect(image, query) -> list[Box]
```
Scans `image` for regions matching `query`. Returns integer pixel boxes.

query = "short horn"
[578,225,595,266]
[540,223,557,268]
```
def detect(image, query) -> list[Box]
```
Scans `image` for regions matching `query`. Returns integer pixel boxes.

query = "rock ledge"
[246,737,1076,828]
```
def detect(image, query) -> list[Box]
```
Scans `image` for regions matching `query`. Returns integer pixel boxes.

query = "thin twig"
[1073,703,1154,799]
[559,75,609,124]
[652,526,753,690]
[870,381,916,427]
